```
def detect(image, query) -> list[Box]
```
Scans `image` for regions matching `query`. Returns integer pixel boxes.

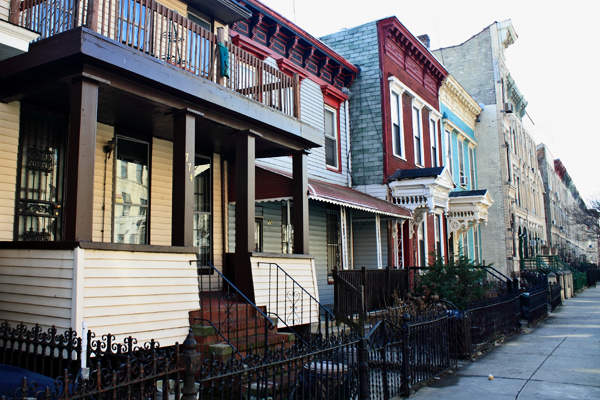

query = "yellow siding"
[150,138,172,246]
[82,249,198,346]
[156,0,187,15]
[212,153,222,271]
[0,249,75,330]
[0,102,18,240]
[250,256,319,326]
[93,123,114,242]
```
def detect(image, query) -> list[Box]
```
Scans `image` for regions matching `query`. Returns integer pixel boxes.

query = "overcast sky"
[259,0,599,204]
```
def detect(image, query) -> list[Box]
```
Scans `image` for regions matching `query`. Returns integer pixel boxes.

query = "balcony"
[10,0,300,118]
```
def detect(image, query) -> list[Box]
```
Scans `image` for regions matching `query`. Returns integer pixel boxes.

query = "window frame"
[324,105,341,171]
[412,102,424,167]
[468,146,476,190]
[112,135,150,245]
[458,138,466,186]
[390,89,405,159]
[194,155,212,265]
[429,117,439,168]
[445,129,453,177]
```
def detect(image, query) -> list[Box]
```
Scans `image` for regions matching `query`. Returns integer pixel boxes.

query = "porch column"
[293,151,309,254]
[235,131,257,300]
[172,109,202,246]
[64,78,98,241]
[375,214,383,269]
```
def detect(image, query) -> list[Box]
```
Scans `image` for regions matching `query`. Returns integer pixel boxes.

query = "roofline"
[242,0,359,75]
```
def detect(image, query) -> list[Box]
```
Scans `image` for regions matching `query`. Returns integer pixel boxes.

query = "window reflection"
[194,156,211,265]
[114,137,149,244]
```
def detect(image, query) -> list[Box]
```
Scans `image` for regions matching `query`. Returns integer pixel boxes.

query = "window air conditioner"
[503,102,513,113]
[460,175,469,187]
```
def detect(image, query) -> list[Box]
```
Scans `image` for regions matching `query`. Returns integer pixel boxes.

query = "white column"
[376,214,383,269]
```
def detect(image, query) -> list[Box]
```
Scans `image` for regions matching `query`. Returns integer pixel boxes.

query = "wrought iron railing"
[549,283,562,311]
[192,261,276,359]
[522,285,548,325]
[12,0,298,117]
[259,262,336,342]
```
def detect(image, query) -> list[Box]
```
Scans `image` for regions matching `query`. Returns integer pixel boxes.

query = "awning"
[234,165,412,218]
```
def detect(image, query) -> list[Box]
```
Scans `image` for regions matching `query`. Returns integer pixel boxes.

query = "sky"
[259,0,600,204]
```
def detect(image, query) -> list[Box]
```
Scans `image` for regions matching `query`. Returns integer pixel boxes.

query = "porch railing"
[193,261,276,359]
[12,0,299,117]
[549,283,562,311]
[259,262,335,342]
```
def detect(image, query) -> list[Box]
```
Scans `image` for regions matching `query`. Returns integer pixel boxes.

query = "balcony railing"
[12,0,299,117]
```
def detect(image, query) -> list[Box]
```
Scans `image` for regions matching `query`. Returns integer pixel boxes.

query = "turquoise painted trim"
[440,104,475,140]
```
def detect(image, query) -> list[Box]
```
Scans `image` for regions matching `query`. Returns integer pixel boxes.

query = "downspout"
[345,99,351,187]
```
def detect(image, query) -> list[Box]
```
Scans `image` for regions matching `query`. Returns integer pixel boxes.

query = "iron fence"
[549,283,562,311]
[522,285,548,325]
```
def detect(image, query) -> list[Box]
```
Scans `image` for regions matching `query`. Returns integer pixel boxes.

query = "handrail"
[262,262,335,321]
[192,261,275,327]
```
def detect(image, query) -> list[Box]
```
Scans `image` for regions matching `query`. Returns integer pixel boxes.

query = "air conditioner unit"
[552,220,556,225]
[503,102,513,113]
[460,175,469,187]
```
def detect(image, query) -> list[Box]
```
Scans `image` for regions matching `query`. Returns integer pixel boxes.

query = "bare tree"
[571,197,600,240]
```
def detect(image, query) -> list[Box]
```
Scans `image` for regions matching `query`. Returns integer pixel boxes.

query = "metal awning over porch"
[248,165,412,218]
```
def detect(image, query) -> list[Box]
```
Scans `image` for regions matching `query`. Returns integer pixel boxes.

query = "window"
[412,105,423,166]
[430,118,438,167]
[418,219,426,266]
[391,91,404,157]
[469,147,475,189]
[254,219,263,252]
[16,108,66,242]
[324,107,339,169]
[445,129,453,176]
[281,201,294,254]
[114,137,149,244]
[326,207,341,277]
[474,226,480,263]
[194,156,211,265]
[463,231,469,259]
[434,214,441,258]
[458,139,465,184]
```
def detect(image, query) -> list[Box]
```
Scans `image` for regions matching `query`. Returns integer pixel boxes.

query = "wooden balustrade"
[12,0,298,117]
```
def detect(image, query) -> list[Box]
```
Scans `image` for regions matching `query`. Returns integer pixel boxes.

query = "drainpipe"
[345,99,352,187]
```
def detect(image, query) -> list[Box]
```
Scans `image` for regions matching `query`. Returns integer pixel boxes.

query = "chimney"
[417,34,430,49]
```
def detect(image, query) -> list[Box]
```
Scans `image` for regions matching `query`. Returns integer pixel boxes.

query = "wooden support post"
[376,214,383,269]
[292,151,309,254]
[64,78,98,242]
[235,131,257,301]
[172,109,202,247]
[292,73,301,119]
[85,0,99,31]
[9,0,21,24]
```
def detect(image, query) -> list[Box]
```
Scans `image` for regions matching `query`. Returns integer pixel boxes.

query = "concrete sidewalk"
[408,286,600,400]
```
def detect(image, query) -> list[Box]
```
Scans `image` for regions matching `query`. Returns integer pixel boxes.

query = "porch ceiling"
[0,28,320,157]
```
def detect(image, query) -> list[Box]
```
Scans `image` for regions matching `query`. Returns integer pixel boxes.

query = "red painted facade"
[375,17,448,265]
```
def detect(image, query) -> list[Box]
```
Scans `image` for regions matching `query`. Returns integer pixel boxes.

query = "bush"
[412,254,491,310]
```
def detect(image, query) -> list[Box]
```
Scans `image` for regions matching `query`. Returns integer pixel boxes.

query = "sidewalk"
[408,286,600,400]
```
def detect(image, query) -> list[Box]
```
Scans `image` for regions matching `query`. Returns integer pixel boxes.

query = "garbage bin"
[301,361,352,400]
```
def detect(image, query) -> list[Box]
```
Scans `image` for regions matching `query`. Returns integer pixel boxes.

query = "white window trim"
[390,88,406,159]
[468,146,476,190]
[324,105,339,170]
[445,129,453,177]
[429,116,439,167]
[412,99,425,167]
[458,138,466,186]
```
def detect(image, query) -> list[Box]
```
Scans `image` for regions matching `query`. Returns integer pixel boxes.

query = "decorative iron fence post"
[381,320,389,400]
[179,329,201,400]
[358,336,370,400]
[401,314,410,397]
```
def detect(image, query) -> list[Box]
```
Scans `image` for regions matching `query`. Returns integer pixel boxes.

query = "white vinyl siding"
[0,249,75,330]
[257,79,349,186]
[82,249,198,345]
[0,101,19,240]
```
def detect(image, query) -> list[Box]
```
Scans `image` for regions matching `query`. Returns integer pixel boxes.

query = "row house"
[538,144,591,263]
[322,18,452,268]
[439,74,492,263]
[434,20,545,277]
[224,0,411,308]
[0,0,393,343]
